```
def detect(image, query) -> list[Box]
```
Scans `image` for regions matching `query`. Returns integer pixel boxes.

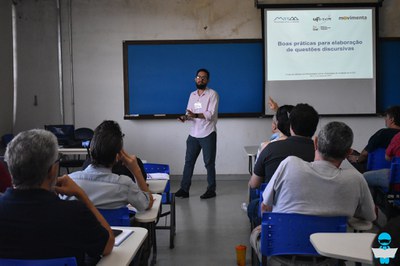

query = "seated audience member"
[69,120,153,211]
[0,129,114,265]
[69,120,153,265]
[363,131,400,197]
[247,103,319,226]
[250,122,376,263]
[250,103,319,188]
[255,104,294,160]
[348,106,400,172]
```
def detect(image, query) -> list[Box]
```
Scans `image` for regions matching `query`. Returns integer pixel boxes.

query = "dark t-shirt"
[0,189,109,266]
[364,128,400,152]
[254,136,315,183]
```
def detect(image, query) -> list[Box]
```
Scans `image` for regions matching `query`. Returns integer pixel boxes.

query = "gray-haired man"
[0,129,114,264]
[251,122,376,263]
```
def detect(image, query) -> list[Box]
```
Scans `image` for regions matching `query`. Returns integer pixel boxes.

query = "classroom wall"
[1,0,396,175]
[0,0,13,137]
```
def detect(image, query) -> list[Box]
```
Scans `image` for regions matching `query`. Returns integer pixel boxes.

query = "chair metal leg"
[169,193,176,249]
[155,192,176,249]
[150,222,157,266]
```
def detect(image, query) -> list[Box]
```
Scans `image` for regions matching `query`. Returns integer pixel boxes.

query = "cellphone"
[112,229,123,237]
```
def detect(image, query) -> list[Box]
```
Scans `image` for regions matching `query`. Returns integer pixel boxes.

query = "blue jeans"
[180,132,217,192]
[247,198,261,226]
[363,168,390,189]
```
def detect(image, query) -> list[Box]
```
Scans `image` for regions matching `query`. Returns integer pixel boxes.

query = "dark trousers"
[180,131,217,192]
[247,198,261,228]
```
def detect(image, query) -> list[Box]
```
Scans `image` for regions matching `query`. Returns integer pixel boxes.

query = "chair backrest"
[143,163,170,174]
[1,134,14,147]
[389,162,400,193]
[260,212,347,257]
[367,148,391,171]
[0,257,77,266]
[143,163,171,202]
[98,207,131,226]
[392,156,400,164]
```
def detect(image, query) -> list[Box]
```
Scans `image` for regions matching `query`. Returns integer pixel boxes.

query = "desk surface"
[58,148,87,155]
[98,226,148,266]
[134,194,162,223]
[310,233,376,265]
[147,179,168,194]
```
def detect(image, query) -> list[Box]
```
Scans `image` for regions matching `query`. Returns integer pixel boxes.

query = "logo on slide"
[273,16,299,23]
[371,232,398,264]
[338,15,367,21]
[313,16,332,24]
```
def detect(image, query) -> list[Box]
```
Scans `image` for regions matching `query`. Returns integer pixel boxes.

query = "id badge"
[194,102,202,110]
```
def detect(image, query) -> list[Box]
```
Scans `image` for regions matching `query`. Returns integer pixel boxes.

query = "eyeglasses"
[54,153,62,164]
[48,153,62,172]
[196,75,208,81]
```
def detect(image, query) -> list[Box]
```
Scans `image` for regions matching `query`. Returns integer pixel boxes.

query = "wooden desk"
[310,233,376,265]
[98,226,148,266]
[244,145,258,174]
[58,148,88,156]
[135,194,162,265]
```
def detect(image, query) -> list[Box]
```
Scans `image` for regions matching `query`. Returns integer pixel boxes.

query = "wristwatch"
[195,113,199,118]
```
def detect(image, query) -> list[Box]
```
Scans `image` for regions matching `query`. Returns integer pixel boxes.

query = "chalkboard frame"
[123,39,265,119]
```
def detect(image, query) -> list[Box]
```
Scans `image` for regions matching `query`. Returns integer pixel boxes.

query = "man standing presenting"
[176,68,219,199]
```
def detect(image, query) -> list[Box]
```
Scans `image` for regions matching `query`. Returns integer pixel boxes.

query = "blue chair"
[143,163,175,249]
[373,160,400,221]
[0,257,77,266]
[143,163,171,204]
[367,148,391,171]
[256,183,268,221]
[260,212,347,265]
[392,156,400,164]
[98,207,131,226]
[387,162,400,207]
[1,134,14,147]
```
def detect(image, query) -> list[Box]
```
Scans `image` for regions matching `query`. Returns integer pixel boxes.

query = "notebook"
[114,228,134,246]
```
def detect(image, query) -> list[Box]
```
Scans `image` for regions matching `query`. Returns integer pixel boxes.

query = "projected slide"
[266,9,373,81]
[264,7,377,115]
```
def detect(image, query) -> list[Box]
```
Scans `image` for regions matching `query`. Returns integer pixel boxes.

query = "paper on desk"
[115,228,134,246]
[127,204,137,213]
[146,173,169,180]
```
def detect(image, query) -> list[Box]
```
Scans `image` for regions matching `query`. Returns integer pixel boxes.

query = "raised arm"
[119,149,154,209]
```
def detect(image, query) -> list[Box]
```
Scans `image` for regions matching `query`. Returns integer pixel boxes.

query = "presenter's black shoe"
[200,190,216,199]
[175,188,189,198]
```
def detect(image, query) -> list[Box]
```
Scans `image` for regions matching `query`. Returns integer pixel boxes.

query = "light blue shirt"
[69,164,151,211]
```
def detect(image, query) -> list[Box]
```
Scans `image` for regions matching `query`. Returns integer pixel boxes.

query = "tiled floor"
[156,177,252,266]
